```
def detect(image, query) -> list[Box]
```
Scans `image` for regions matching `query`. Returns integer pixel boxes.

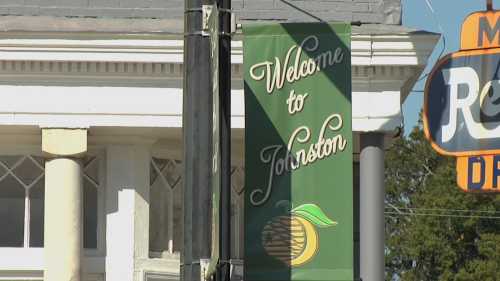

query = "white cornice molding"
[0,60,419,83]
[0,33,438,88]
[0,60,182,81]
[0,39,183,63]
[353,34,440,66]
[0,32,438,66]
[0,32,438,134]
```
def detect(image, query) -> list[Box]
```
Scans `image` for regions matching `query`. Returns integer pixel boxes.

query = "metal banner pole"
[182,0,213,278]
[218,0,232,278]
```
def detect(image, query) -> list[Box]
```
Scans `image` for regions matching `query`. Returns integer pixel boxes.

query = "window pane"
[83,179,97,249]
[0,175,25,247]
[162,160,182,188]
[83,157,99,185]
[151,158,168,186]
[149,158,183,256]
[149,178,169,253]
[29,178,44,247]
[172,179,183,253]
[0,155,23,169]
[230,167,245,259]
[12,157,44,186]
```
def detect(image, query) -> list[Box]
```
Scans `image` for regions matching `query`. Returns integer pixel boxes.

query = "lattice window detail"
[148,157,245,260]
[0,155,101,249]
[149,158,183,257]
[0,155,45,248]
[82,156,100,249]
[230,166,245,259]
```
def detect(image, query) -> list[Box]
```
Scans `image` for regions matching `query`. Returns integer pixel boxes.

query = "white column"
[42,128,87,281]
[359,133,385,281]
[105,145,150,281]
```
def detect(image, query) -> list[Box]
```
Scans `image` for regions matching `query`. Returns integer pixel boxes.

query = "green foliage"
[385,119,500,281]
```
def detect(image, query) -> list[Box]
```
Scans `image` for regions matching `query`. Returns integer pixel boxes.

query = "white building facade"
[0,8,438,281]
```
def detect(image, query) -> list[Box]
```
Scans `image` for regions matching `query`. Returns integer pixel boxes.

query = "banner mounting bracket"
[201,4,213,36]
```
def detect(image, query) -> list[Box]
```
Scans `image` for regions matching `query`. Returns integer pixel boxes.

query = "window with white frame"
[0,155,100,249]
[148,157,245,260]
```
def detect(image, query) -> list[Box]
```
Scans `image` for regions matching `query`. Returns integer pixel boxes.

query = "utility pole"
[183,0,231,279]
[182,0,213,279]
[218,0,231,278]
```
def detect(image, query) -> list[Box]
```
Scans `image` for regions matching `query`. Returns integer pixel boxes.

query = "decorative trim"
[0,61,422,82]
[352,65,422,80]
[0,33,438,133]
[0,32,439,81]
[0,271,104,281]
[0,60,179,76]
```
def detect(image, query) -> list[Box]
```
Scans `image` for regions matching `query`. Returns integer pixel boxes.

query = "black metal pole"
[218,0,231,279]
[183,0,213,278]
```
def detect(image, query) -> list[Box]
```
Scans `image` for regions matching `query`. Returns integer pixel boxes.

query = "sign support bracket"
[202,4,236,36]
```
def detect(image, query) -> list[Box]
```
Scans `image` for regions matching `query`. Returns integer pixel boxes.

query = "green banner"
[243,23,353,281]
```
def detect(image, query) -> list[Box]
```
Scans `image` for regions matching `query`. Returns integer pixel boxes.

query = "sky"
[401,0,500,133]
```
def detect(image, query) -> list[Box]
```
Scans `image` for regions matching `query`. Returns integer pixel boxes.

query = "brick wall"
[0,0,182,19]
[237,0,401,24]
[0,0,401,24]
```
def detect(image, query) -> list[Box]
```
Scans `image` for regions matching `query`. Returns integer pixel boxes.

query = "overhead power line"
[384,204,500,220]
[385,206,500,214]
[414,0,447,84]
[385,211,500,220]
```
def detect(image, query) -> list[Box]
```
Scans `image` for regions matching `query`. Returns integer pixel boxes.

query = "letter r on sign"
[441,67,480,143]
